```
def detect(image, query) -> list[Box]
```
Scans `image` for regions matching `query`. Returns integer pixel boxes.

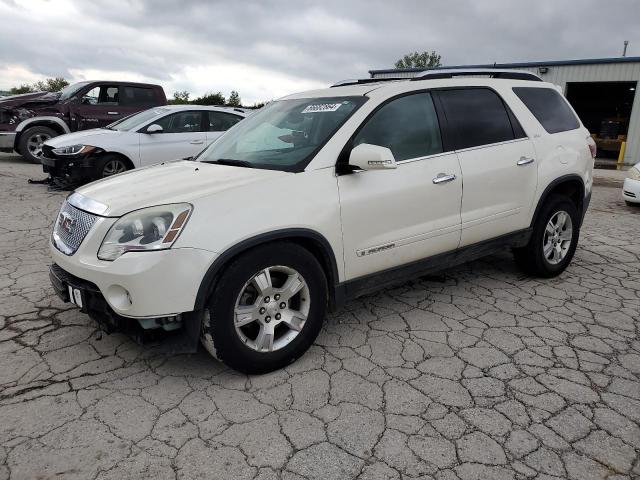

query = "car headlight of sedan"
[98,204,192,261]
[627,166,640,181]
[52,144,96,156]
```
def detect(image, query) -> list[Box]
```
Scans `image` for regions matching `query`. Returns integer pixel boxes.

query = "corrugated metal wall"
[372,62,640,165]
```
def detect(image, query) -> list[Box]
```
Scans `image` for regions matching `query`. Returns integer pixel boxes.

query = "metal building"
[369,57,640,166]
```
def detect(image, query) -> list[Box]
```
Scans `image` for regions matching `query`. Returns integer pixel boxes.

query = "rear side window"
[513,87,580,134]
[438,88,519,149]
[353,92,443,161]
[122,86,156,106]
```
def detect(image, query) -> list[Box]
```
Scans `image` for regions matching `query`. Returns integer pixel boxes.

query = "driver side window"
[353,92,443,161]
[82,85,120,105]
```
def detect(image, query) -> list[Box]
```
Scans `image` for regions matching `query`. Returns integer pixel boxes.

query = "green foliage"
[394,51,442,69]
[169,90,190,105]
[227,90,241,107]
[32,77,69,92]
[9,84,34,94]
[192,91,226,106]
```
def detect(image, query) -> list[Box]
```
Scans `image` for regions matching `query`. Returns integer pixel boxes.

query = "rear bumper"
[623,177,640,204]
[0,132,16,152]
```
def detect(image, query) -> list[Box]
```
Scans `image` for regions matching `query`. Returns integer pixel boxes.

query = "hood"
[0,91,60,109]
[45,128,121,147]
[75,160,289,217]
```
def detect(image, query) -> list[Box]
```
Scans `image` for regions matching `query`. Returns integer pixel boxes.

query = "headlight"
[52,144,96,156]
[98,204,192,261]
[628,167,640,181]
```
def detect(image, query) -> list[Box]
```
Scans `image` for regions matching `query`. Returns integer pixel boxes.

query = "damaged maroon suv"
[0,81,166,163]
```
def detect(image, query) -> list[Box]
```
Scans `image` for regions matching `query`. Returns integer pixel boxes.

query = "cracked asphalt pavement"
[1,153,639,480]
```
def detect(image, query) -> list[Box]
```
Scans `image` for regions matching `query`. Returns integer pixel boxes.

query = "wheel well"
[15,121,67,148]
[533,177,585,226]
[22,121,67,135]
[195,231,341,312]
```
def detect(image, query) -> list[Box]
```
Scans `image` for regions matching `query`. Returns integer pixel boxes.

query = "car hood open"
[74,160,289,217]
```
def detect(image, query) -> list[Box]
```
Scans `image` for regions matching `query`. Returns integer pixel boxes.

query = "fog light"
[106,285,132,310]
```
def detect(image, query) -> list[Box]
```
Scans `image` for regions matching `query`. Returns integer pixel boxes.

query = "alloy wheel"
[102,159,127,177]
[543,210,573,265]
[26,133,51,158]
[233,265,310,352]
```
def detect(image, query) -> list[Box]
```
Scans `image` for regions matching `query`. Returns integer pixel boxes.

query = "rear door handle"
[107,111,119,115]
[517,156,535,166]
[432,173,457,184]
[190,140,204,144]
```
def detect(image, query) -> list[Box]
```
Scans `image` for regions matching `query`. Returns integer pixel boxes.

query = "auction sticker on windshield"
[301,103,342,113]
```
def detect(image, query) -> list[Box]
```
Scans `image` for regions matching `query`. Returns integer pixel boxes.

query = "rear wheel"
[201,243,327,374]
[514,195,580,277]
[18,126,57,163]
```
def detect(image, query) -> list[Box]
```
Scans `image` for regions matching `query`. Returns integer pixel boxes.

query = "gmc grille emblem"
[58,212,75,234]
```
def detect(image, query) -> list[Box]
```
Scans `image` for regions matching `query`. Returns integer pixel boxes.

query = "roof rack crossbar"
[331,78,406,87]
[410,68,542,82]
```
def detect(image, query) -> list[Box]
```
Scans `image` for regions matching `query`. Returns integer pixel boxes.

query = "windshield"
[197,96,366,171]
[106,107,169,131]
[58,81,92,100]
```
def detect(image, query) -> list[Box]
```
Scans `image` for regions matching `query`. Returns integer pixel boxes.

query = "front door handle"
[190,140,204,145]
[517,156,535,166]
[432,173,457,184]
[107,111,119,115]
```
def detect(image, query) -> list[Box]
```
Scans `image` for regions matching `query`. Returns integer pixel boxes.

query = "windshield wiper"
[203,159,254,168]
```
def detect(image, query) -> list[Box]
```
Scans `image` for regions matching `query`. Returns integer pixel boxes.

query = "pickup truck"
[0,81,166,163]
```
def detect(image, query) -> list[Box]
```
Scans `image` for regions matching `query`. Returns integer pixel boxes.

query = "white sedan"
[622,162,640,206]
[41,105,247,183]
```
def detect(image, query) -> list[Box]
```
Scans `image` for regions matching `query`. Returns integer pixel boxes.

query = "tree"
[32,77,69,92]
[394,50,442,69]
[169,90,190,104]
[9,84,34,94]
[192,91,226,105]
[227,90,241,107]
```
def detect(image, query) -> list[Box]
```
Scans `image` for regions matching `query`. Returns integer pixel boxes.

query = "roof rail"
[411,68,542,82]
[331,78,406,87]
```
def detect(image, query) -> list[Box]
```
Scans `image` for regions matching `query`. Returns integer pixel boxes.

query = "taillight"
[587,136,597,159]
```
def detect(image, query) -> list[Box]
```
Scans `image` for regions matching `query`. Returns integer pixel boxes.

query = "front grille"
[623,190,636,198]
[52,201,98,255]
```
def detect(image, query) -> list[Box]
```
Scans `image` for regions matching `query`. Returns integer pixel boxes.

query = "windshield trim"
[197,96,368,173]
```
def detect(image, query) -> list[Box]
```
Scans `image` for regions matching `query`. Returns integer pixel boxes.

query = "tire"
[18,126,57,164]
[513,194,580,278]
[201,243,328,374]
[96,154,130,179]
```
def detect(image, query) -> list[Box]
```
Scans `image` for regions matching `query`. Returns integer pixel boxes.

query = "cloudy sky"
[1,0,639,104]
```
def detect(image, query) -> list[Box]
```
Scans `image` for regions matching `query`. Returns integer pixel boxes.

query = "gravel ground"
[1,153,639,480]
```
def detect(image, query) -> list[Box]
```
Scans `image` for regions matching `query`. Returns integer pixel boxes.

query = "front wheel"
[513,195,580,278]
[201,243,328,374]
[97,154,130,179]
[18,126,57,164]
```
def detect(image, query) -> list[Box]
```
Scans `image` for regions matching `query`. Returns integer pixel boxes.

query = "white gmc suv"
[49,69,595,373]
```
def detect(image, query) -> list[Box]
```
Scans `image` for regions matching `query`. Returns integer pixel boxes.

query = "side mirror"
[146,124,163,134]
[348,143,397,171]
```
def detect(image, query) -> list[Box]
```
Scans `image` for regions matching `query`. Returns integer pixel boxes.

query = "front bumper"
[49,263,203,353]
[49,215,219,318]
[41,154,97,183]
[0,131,16,152]
[623,177,640,204]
